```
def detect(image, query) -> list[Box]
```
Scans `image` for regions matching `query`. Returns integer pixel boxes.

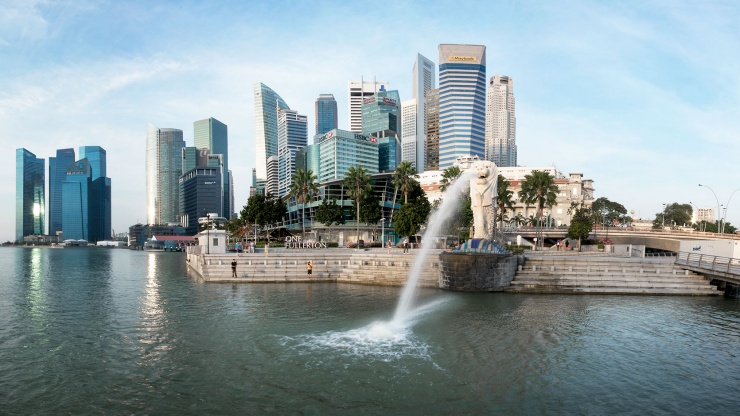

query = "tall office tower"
[194,117,230,218]
[425,89,440,171]
[62,158,91,241]
[15,148,45,241]
[412,54,435,171]
[48,148,75,236]
[362,87,400,172]
[229,170,234,217]
[79,145,111,241]
[348,79,388,133]
[298,144,321,180]
[485,75,517,167]
[146,124,185,225]
[179,148,223,236]
[401,99,418,167]
[266,156,279,197]
[277,108,308,198]
[316,129,379,183]
[254,83,290,181]
[315,94,338,135]
[438,44,487,168]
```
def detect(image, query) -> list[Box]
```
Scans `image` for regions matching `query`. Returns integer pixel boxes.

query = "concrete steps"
[506,256,721,295]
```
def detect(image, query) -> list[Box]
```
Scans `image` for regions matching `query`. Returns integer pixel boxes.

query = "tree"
[343,165,372,242]
[242,193,287,246]
[314,198,345,242]
[439,165,462,193]
[393,195,431,243]
[591,197,627,239]
[358,192,382,228]
[496,174,515,235]
[653,202,692,229]
[567,202,593,250]
[392,161,418,205]
[518,170,559,250]
[288,169,319,239]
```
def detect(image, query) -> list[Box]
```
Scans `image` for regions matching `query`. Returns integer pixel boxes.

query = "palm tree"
[496,174,514,236]
[439,166,462,193]
[343,165,372,243]
[518,170,559,250]
[393,161,417,204]
[288,169,318,239]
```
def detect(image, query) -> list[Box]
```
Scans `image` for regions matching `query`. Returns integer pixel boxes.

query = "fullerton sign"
[285,236,327,249]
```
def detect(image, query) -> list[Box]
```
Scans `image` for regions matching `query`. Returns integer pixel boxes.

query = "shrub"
[346,241,357,248]
[326,242,338,248]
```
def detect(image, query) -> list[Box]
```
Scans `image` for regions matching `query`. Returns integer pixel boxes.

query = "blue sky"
[2,0,739,242]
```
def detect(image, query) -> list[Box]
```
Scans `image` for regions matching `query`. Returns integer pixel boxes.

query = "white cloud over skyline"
[2,0,739,241]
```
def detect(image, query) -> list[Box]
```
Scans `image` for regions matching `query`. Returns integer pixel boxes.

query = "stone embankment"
[505,255,721,295]
[186,249,440,287]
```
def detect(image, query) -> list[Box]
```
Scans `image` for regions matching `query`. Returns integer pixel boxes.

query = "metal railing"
[676,252,740,276]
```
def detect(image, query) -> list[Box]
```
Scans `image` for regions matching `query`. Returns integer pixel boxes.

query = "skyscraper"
[15,148,45,242]
[411,53,435,171]
[254,83,290,181]
[79,146,107,180]
[485,75,517,167]
[315,94,338,135]
[348,79,388,133]
[438,44,487,168]
[401,99,418,167]
[194,117,230,217]
[146,124,184,225]
[277,108,308,198]
[80,145,112,241]
[362,87,401,172]
[316,129,379,183]
[62,158,91,241]
[48,148,75,236]
[425,89,440,171]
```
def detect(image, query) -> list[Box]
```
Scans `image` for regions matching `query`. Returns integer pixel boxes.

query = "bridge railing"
[676,252,740,276]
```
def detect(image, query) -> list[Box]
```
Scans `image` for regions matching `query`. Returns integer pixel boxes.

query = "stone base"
[439,252,518,292]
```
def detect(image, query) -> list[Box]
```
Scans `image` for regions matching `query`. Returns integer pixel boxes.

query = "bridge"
[675,252,740,286]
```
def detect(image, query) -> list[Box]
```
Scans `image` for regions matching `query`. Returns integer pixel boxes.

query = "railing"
[676,252,740,276]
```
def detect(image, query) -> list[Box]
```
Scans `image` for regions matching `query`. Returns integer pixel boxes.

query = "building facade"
[266,155,279,197]
[438,44,487,168]
[79,145,112,241]
[316,129,379,183]
[362,88,400,172]
[425,89,440,171]
[412,53,435,171]
[15,148,45,242]
[348,79,388,133]
[277,109,308,198]
[485,75,517,167]
[146,125,185,225]
[254,83,290,181]
[401,99,417,167]
[179,167,223,235]
[315,94,338,135]
[48,148,75,237]
[194,117,230,218]
[62,158,91,241]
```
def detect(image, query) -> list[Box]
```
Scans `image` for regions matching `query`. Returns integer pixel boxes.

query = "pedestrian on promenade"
[556,239,561,251]
[403,240,409,254]
[306,261,313,279]
[565,240,570,251]
[231,259,237,277]
[235,242,241,257]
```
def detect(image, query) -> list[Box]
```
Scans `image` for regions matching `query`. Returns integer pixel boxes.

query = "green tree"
[439,165,462,193]
[242,193,287,246]
[591,197,627,239]
[288,169,319,239]
[343,165,372,242]
[358,192,382,228]
[496,174,515,234]
[314,198,345,242]
[567,202,593,250]
[392,161,418,205]
[653,202,692,229]
[393,195,432,242]
[519,170,559,250]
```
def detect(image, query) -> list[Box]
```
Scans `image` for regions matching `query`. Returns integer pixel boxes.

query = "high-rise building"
[15,148,45,242]
[146,124,185,225]
[277,108,308,198]
[411,54,435,171]
[62,158,90,241]
[316,129,379,183]
[79,146,107,180]
[194,117,230,218]
[348,79,388,133]
[254,83,290,181]
[266,155,279,197]
[79,145,111,241]
[438,44,487,168]
[485,75,517,167]
[401,99,418,167]
[315,94,338,135]
[48,148,75,236]
[179,166,222,236]
[362,87,400,172]
[425,89,440,171]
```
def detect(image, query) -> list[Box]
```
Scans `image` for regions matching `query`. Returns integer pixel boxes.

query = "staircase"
[505,256,721,295]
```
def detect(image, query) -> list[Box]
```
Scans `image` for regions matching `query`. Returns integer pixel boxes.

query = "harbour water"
[2,247,740,414]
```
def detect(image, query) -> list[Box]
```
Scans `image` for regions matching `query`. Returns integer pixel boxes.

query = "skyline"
[2,1,740,242]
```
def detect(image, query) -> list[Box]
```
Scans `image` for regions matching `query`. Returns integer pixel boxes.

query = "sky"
[2,0,739,242]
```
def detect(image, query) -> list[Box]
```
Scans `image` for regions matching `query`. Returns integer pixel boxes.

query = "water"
[3,247,740,414]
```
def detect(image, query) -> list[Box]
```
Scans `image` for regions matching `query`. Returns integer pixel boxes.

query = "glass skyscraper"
[15,148,45,242]
[254,83,290,181]
[48,148,75,236]
[62,159,91,241]
[194,117,230,217]
[316,129,379,183]
[315,94,338,135]
[146,124,185,225]
[362,87,400,172]
[79,146,107,180]
[438,44,487,168]
[411,53,435,171]
[277,109,308,198]
[79,145,111,241]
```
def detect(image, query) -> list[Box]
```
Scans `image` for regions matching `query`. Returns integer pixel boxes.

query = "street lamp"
[380,217,386,248]
[699,184,721,234]
[662,203,666,230]
[206,213,211,254]
[721,188,740,234]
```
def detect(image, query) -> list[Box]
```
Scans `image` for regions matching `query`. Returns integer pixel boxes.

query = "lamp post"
[662,203,666,230]
[689,201,703,232]
[206,213,211,254]
[721,188,740,234]
[699,184,721,234]
[380,217,385,248]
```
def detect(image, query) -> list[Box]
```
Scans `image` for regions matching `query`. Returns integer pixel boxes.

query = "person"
[235,241,241,257]
[231,259,237,277]
[556,239,561,251]
[403,240,409,254]
[565,240,570,251]
[306,261,313,279]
